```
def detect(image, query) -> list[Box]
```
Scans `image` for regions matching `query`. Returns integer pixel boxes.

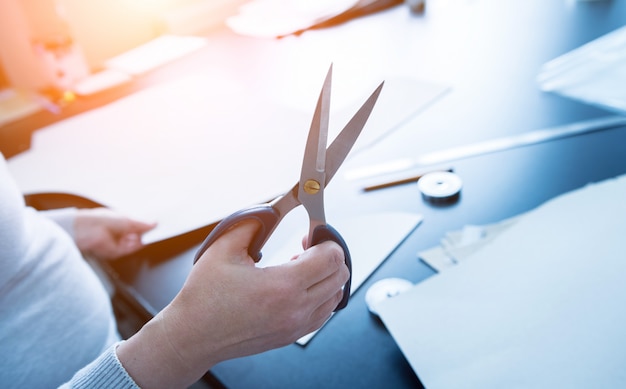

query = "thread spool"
[365,278,414,316]
[417,171,462,204]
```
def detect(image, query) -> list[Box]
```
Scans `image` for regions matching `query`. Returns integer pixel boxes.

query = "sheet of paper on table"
[104,35,208,76]
[7,73,447,243]
[377,173,626,389]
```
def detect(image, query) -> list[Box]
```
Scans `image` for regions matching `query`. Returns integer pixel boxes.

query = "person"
[0,152,350,388]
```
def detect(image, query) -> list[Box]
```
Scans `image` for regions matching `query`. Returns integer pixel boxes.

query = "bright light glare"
[122,0,175,12]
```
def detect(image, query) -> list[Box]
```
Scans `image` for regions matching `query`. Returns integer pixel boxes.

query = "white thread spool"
[417,171,462,204]
[365,278,414,316]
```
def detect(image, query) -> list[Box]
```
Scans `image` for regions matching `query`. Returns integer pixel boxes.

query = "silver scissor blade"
[301,65,332,182]
[325,81,384,184]
[299,65,332,233]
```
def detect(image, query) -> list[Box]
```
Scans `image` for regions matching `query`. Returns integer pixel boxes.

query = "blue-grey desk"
[105,1,626,388]
[13,0,626,387]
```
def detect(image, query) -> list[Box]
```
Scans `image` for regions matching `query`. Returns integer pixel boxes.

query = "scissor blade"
[300,65,332,183]
[299,65,332,231]
[325,81,384,184]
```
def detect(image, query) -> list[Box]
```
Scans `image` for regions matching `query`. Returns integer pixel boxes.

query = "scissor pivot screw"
[304,179,321,194]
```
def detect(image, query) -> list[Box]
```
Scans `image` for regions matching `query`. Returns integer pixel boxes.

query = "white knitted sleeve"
[59,342,139,389]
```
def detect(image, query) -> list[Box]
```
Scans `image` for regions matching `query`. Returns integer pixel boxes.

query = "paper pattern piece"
[418,214,523,272]
[378,174,626,389]
[8,73,446,243]
[538,25,626,114]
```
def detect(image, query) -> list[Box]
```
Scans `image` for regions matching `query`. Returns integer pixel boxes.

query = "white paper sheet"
[7,73,446,243]
[227,0,359,38]
[105,35,208,76]
[378,174,626,389]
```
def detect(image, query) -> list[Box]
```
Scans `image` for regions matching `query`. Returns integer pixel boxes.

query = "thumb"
[196,219,261,266]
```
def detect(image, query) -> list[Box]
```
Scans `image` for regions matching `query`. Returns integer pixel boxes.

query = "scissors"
[193,65,384,311]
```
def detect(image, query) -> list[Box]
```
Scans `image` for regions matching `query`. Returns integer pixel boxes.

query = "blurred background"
[0,0,246,91]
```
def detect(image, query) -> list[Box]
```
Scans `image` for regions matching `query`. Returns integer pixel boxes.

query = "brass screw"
[304,179,321,194]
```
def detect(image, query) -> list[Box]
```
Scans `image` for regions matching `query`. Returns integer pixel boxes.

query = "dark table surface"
[105,1,626,388]
[112,121,626,388]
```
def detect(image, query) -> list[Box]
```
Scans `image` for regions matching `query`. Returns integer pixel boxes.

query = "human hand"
[73,207,157,261]
[117,220,350,389]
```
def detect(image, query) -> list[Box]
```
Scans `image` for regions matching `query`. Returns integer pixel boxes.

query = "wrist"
[116,311,203,389]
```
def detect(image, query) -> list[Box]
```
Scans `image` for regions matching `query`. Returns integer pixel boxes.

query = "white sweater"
[0,154,138,388]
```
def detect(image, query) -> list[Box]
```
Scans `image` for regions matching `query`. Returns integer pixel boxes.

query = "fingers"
[305,288,345,332]
[113,219,157,254]
[74,208,158,260]
[285,240,348,290]
[269,240,349,325]
[103,213,157,257]
[297,286,346,337]
[114,233,144,256]
[107,212,156,237]
[125,219,158,235]
[79,207,157,239]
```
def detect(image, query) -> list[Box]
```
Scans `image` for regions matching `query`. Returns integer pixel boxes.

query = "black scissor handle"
[310,224,352,311]
[193,204,280,264]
